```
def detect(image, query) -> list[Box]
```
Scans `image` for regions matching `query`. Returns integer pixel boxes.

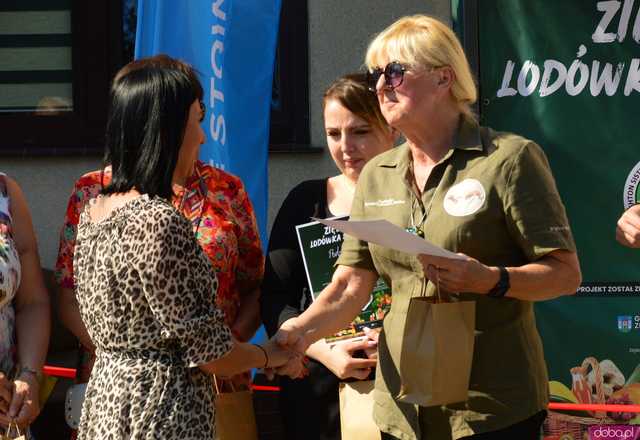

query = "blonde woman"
[276,15,582,440]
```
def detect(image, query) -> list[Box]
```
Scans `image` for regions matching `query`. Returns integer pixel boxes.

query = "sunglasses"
[199,100,206,122]
[366,61,407,92]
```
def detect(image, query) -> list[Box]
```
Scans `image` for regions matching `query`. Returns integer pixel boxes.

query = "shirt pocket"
[435,189,511,261]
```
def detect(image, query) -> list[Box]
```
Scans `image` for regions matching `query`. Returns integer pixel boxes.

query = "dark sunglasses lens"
[386,62,405,88]
[367,69,383,91]
[199,100,206,122]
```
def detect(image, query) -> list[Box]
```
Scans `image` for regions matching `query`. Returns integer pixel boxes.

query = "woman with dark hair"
[261,73,396,440]
[72,55,291,439]
[55,55,264,437]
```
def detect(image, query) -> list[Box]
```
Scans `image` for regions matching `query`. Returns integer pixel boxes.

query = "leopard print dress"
[74,195,233,439]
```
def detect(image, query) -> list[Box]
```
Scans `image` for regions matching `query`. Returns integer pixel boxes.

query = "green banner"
[476,0,640,427]
[295,217,392,343]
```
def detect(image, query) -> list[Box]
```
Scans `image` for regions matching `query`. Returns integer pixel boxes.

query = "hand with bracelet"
[258,337,301,370]
[199,335,298,379]
[11,366,40,428]
[255,338,306,381]
[0,372,12,415]
[0,366,41,429]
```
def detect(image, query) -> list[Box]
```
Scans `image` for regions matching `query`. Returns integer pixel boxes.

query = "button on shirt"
[337,116,576,440]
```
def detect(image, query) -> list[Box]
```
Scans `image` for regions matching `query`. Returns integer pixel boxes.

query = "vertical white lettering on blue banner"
[210,0,226,146]
[208,159,225,170]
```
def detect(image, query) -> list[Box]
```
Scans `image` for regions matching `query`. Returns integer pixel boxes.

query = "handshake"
[259,319,379,381]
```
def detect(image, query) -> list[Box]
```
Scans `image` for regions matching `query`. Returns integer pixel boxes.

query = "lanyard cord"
[409,195,429,236]
[408,161,446,237]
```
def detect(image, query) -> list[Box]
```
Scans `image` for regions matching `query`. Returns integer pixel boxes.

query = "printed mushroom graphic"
[588,359,625,400]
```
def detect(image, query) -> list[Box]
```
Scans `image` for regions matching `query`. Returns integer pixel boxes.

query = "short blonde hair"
[365,15,477,118]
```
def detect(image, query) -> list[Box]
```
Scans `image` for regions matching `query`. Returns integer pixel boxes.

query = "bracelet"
[17,366,41,381]
[252,344,269,369]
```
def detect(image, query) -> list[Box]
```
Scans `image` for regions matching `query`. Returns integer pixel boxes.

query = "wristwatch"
[487,266,510,298]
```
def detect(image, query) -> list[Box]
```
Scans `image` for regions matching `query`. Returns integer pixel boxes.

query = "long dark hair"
[102,54,203,199]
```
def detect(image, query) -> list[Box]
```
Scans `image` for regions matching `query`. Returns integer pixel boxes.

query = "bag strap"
[213,375,221,394]
[435,271,442,303]
[5,421,22,437]
[420,271,442,302]
[213,375,237,395]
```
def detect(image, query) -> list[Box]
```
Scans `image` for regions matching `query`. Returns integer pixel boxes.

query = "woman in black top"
[261,73,396,440]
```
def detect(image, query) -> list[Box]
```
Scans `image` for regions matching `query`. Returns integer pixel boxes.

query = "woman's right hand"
[617,204,640,248]
[262,338,309,380]
[274,317,310,355]
[7,373,40,429]
[0,372,11,414]
[261,337,298,369]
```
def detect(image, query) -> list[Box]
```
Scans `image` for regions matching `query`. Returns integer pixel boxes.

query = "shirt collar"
[176,160,208,197]
[377,115,483,172]
[454,115,483,152]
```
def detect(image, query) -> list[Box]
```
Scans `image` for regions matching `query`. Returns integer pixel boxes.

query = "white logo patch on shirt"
[443,179,486,217]
[364,199,406,207]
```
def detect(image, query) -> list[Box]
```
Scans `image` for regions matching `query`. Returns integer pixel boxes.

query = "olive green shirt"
[337,117,576,440]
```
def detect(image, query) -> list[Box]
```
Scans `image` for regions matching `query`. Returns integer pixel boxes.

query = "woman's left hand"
[418,254,499,294]
[2,374,40,429]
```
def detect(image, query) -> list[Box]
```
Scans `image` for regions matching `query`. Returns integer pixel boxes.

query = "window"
[0,0,124,154]
[0,3,73,114]
[0,0,308,154]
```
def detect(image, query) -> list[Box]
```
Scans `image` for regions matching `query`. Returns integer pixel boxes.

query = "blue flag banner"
[135,0,282,245]
[135,0,282,350]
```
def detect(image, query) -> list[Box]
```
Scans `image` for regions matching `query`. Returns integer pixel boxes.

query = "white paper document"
[313,218,464,260]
